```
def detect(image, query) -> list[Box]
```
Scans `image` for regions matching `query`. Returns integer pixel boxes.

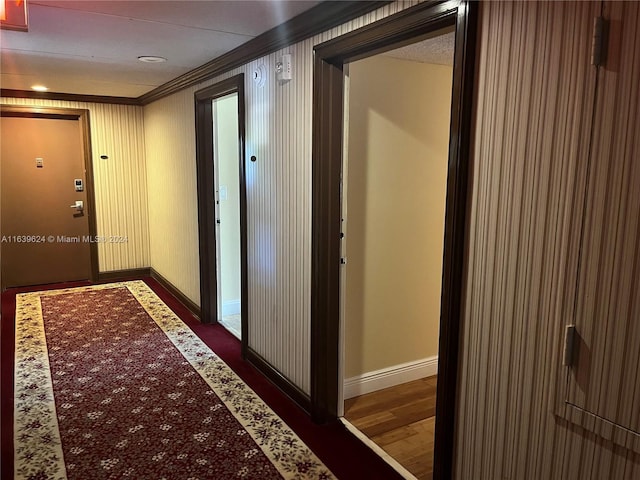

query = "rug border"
[14,281,335,480]
[14,292,68,480]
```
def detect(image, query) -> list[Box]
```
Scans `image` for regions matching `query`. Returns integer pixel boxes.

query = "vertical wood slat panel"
[143,1,420,394]
[0,97,149,272]
[455,2,613,478]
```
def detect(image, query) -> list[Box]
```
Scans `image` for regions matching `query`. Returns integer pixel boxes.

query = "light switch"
[219,185,228,201]
[36,157,44,168]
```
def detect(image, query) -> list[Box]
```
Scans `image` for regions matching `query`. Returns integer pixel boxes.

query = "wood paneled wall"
[456,2,640,478]
[0,98,149,273]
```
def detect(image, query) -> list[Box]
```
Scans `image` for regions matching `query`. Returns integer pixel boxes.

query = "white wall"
[214,94,241,311]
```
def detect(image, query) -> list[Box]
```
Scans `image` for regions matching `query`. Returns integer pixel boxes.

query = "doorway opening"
[0,106,99,290]
[213,92,243,339]
[195,75,248,356]
[339,29,455,480]
[310,2,477,479]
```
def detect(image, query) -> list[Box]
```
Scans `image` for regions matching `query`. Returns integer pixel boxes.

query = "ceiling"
[383,27,455,66]
[0,0,320,98]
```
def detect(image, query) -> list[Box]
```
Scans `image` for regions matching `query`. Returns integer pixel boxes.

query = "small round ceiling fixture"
[31,85,48,92]
[137,56,167,63]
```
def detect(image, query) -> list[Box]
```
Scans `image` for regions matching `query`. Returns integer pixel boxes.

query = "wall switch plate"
[36,157,43,168]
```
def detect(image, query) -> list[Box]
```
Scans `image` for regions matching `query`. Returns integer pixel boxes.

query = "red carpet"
[1,278,404,480]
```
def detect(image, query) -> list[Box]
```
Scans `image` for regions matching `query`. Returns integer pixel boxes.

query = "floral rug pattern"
[14,281,334,480]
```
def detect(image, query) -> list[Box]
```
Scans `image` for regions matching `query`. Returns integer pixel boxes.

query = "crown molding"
[2,2,390,107]
[138,1,390,105]
[0,89,140,106]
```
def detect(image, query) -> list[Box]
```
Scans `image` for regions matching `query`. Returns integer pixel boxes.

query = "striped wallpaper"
[0,98,149,273]
[143,1,420,394]
[564,0,640,457]
[456,1,640,478]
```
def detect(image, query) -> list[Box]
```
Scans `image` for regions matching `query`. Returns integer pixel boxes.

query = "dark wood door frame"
[194,74,249,357]
[0,105,100,285]
[310,1,477,478]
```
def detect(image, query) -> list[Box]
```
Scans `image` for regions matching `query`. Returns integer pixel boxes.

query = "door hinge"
[591,16,607,67]
[563,324,576,367]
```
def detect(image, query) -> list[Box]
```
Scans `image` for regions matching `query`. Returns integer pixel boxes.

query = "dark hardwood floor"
[344,375,437,479]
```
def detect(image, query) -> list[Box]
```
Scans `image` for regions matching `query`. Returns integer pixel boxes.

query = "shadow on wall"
[344,54,453,380]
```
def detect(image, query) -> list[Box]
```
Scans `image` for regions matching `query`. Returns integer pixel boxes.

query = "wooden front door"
[1,115,92,288]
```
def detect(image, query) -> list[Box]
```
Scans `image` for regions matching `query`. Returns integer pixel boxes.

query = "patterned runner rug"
[14,281,334,480]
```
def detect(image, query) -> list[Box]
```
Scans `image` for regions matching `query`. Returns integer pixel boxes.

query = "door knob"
[70,200,84,210]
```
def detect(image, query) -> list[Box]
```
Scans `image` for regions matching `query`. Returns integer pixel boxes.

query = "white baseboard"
[343,356,438,399]
[222,299,240,316]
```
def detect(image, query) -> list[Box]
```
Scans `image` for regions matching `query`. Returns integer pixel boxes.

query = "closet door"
[566,1,640,451]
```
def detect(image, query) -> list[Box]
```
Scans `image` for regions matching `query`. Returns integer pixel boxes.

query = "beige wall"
[215,94,242,309]
[0,98,149,273]
[144,93,200,302]
[344,56,452,378]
